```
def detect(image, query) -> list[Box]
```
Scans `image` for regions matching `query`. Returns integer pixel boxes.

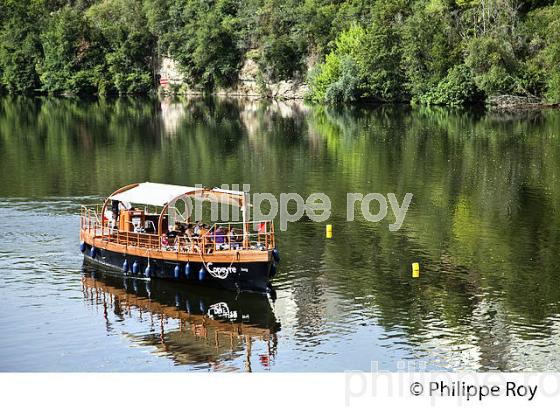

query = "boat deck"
[80,205,275,263]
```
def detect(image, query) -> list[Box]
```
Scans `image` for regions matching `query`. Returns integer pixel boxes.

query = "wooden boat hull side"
[82,242,273,293]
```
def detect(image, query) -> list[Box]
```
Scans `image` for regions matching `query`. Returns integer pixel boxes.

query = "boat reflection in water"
[81,267,280,371]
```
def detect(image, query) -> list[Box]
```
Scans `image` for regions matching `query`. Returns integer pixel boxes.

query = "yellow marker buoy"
[412,262,420,278]
[326,224,333,239]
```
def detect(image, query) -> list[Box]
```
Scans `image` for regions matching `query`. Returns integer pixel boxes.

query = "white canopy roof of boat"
[109,182,246,207]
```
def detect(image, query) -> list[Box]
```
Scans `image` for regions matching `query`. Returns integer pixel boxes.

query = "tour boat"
[79,182,279,293]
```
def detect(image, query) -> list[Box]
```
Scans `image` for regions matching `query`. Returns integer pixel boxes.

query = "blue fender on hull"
[80,242,86,253]
[198,267,205,281]
[144,265,151,278]
[132,261,139,274]
[184,262,191,279]
[272,248,280,262]
[89,247,96,258]
[174,265,180,279]
[122,259,129,273]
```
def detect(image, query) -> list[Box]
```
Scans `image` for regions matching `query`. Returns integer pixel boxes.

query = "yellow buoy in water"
[412,262,420,278]
[326,224,333,239]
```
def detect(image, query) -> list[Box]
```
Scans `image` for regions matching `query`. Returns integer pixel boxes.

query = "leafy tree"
[309,1,409,104]
[0,0,48,93]
[86,0,156,94]
[401,0,460,100]
[324,56,361,104]
[307,24,365,104]
[355,0,408,101]
[458,0,536,97]
[164,0,244,89]
[464,35,519,96]
[418,65,483,106]
[522,3,560,102]
[256,0,308,81]
[38,6,99,94]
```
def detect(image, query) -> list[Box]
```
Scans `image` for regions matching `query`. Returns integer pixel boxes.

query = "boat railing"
[80,205,275,254]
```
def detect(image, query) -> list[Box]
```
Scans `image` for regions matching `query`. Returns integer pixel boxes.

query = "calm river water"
[1,96,559,372]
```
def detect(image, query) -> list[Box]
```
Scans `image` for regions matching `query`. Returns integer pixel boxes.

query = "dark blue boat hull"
[82,243,273,293]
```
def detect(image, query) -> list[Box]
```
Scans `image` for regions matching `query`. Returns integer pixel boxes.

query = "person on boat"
[184,223,194,241]
[204,228,215,254]
[111,200,120,229]
[193,221,202,236]
[111,199,119,217]
[227,227,236,248]
[214,226,226,249]
[167,230,178,242]
[200,224,211,238]
[174,222,186,235]
[161,233,169,248]
[191,222,206,252]
[199,224,216,253]
[180,223,194,252]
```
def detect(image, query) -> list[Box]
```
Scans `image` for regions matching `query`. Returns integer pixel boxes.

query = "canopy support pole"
[241,192,249,248]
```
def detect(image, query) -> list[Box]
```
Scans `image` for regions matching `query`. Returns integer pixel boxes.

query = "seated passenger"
[214,226,225,245]
[174,222,186,235]
[193,221,202,236]
[199,224,209,238]
[161,233,169,248]
[184,224,194,241]
[199,225,215,253]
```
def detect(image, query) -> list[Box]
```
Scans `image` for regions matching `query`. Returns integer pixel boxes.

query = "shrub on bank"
[418,65,483,107]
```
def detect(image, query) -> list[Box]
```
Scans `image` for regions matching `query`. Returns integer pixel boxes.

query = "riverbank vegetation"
[0,0,559,106]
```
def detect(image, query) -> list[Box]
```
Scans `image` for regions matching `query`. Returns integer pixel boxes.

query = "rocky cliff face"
[265,79,309,100]
[159,57,185,87]
[217,59,261,97]
[158,57,308,100]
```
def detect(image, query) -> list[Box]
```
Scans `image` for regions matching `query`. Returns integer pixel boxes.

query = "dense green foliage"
[310,0,560,105]
[0,0,559,104]
[1,0,156,95]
